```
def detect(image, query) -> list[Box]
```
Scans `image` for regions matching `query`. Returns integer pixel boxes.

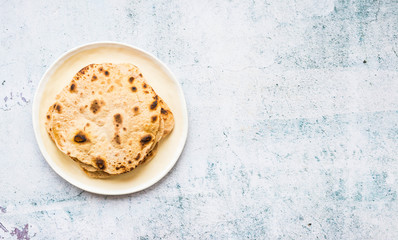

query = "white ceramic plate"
[32,42,188,195]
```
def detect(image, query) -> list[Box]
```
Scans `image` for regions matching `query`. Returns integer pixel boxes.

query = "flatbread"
[45,63,164,175]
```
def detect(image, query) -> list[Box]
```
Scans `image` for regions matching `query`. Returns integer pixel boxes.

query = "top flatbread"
[46,63,165,175]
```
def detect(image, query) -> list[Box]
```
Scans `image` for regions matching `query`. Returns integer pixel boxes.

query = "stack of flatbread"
[45,63,174,178]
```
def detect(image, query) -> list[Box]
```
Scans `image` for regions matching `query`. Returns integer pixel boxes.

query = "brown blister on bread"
[116,165,126,170]
[53,103,62,113]
[114,114,122,124]
[70,83,76,92]
[95,157,106,170]
[114,134,121,144]
[90,100,102,114]
[140,135,152,146]
[150,100,158,110]
[74,131,89,143]
[79,65,91,75]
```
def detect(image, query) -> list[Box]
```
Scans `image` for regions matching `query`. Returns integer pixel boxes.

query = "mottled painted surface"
[1,0,398,239]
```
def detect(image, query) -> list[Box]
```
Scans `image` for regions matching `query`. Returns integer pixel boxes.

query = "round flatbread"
[46,63,163,175]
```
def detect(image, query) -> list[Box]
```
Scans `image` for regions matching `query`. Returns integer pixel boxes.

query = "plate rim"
[32,41,188,195]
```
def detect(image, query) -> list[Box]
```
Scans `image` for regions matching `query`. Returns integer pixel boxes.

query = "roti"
[45,63,171,175]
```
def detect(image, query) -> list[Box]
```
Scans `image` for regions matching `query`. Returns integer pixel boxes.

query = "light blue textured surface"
[1,0,398,239]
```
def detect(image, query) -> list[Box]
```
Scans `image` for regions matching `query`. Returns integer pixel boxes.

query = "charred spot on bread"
[79,66,89,75]
[114,114,122,124]
[54,104,62,113]
[95,157,106,170]
[116,165,126,170]
[70,83,76,92]
[114,134,121,144]
[74,132,88,143]
[90,100,101,114]
[150,100,158,110]
[140,135,152,145]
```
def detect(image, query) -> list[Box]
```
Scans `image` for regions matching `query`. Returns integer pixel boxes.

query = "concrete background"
[1,0,398,239]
